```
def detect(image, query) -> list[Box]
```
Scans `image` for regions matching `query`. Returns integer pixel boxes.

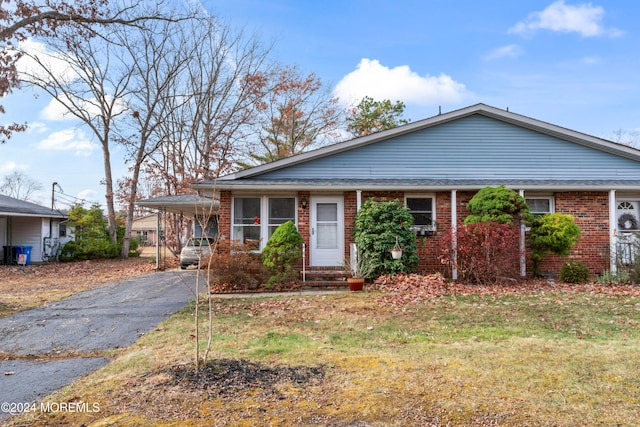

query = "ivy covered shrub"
[353,198,418,278]
[528,213,581,275]
[464,185,532,225]
[560,260,590,284]
[262,221,303,284]
[439,221,521,285]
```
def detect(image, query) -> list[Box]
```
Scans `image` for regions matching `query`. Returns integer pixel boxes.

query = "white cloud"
[26,121,48,133]
[484,44,524,61]
[37,129,98,157]
[40,98,75,121]
[509,0,623,38]
[77,189,98,202]
[16,39,78,82]
[0,161,26,174]
[333,58,471,107]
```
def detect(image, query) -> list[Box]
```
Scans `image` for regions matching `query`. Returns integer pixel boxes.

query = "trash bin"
[2,245,11,265]
[14,245,32,265]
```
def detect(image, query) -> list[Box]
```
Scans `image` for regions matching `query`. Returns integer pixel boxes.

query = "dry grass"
[9,281,640,427]
[0,257,166,317]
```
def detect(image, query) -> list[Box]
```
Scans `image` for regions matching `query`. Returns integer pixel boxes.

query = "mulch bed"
[168,359,325,398]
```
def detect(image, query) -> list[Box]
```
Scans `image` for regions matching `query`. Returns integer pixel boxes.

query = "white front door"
[310,196,344,267]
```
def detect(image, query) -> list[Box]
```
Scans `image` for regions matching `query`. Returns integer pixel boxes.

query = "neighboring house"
[0,194,69,264]
[146,104,640,278]
[132,214,159,246]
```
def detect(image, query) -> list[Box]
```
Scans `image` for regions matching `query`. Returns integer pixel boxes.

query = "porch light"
[301,197,308,209]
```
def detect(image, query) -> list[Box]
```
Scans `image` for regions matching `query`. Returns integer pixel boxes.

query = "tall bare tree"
[0,0,172,143]
[141,14,269,254]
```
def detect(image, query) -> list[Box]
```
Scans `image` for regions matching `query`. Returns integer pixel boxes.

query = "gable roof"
[192,103,640,192]
[0,194,66,218]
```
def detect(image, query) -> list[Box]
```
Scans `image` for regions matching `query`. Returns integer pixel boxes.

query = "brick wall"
[534,191,610,277]
[224,189,611,278]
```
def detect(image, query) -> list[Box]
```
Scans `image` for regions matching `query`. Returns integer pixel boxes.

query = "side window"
[406,197,435,229]
[526,197,554,217]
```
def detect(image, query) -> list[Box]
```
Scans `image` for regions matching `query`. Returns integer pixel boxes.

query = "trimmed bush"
[560,260,590,284]
[528,213,581,275]
[464,185,532,225]
[261,221,303,284]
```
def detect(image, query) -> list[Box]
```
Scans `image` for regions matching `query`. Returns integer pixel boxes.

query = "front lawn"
[11,276,640,426]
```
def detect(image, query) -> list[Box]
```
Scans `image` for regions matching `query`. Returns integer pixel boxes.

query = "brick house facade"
[147,104,640,279]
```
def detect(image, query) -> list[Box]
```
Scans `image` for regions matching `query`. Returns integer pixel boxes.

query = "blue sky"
[1,0,639,209]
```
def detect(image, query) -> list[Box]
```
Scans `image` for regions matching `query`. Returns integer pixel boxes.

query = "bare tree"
[19,24,131,245]
[0,171,42,201]
[141,14,269,254]
[609,129,640,149]
[0,0,174,143]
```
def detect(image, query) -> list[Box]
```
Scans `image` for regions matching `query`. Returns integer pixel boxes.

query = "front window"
[232,196,297,249]
[526,197,554,216]
[269,198,296,237]
[406,196,435,229]
[233,197,261,246]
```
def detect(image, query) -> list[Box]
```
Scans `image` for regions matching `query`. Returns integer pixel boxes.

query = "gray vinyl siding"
[258,115,640,181]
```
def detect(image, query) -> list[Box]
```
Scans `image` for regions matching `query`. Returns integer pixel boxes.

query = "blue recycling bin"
[14,245,32,265]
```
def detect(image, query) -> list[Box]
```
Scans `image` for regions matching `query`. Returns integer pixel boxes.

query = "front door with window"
[310,196,344,267]
[617,201,640,264]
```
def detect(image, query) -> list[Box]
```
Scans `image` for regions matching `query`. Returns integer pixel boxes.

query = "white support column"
[356,190,362,212]
[519,189,527,277]
[451,190,458,280]
[609,189,617,273]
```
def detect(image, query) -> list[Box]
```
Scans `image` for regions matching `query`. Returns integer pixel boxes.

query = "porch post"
[356,190,362,211]
[609,189,617,273]
[519,189,526,277]
[451,190,458,280]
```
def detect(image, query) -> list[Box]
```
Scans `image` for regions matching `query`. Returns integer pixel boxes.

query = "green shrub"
[529,213,581,275]
[598,269,631,286]
[261,221,303,284]
[560,260,590,284]
[353,198,418,278]
[464,185,532,225]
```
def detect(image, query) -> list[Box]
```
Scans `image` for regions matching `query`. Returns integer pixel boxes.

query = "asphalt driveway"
[0,269,201,423]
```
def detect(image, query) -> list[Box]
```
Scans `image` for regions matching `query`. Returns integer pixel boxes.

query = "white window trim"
[231,195,298,250]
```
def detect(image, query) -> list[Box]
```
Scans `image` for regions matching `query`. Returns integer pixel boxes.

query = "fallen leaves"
[371,273,640,309]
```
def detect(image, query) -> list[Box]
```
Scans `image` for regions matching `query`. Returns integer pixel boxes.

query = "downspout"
[609,189,617,274]
[451,190,458,280]
[519,189,527,277]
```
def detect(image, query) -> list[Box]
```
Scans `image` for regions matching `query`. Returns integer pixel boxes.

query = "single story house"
[145,104,640,278]
[0,194,69,264]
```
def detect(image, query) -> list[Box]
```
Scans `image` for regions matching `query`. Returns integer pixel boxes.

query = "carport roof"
[0,194,66,218]
[136,194,218,216]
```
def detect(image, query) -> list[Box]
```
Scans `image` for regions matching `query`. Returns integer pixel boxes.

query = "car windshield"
[188,238,214,247]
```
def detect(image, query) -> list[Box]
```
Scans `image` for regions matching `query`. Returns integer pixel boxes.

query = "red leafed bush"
[438,221,521,285]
